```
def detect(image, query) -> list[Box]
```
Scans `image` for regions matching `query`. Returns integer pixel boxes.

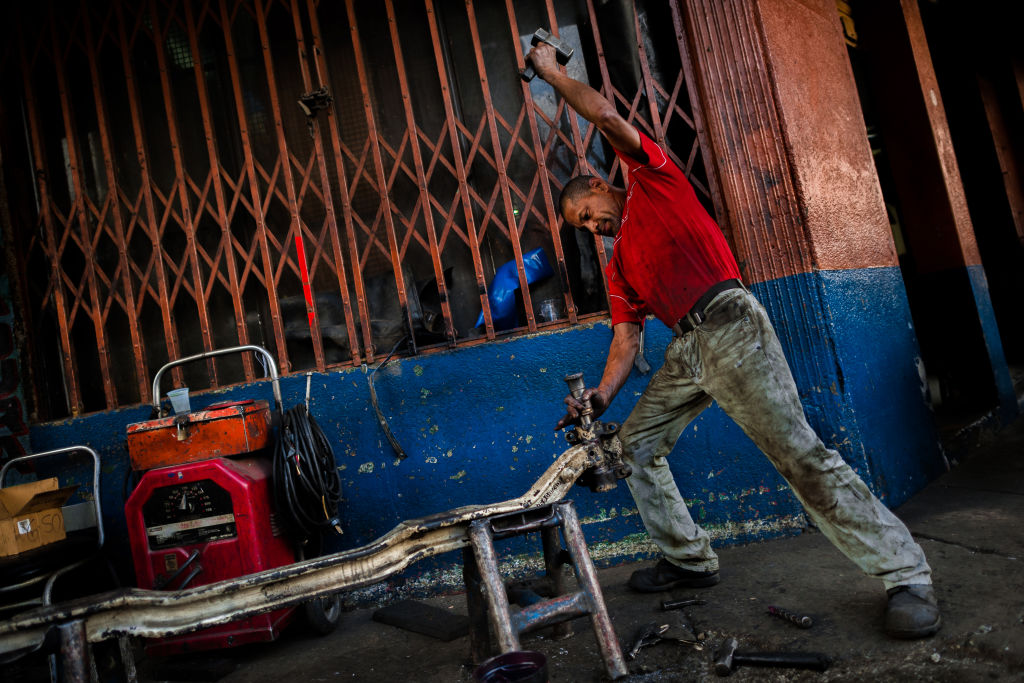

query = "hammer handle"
[735,651,830,671]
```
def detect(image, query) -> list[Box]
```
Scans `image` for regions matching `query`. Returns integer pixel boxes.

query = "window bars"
[0,0,717,418]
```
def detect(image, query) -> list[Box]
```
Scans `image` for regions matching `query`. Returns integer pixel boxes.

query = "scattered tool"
[520,28,574,82]
[713,637,830,676]
[628,622,668,659]
[767,604,813,628]
[662,597,707,611]
[627,622,703,660]
[672,609,706,642]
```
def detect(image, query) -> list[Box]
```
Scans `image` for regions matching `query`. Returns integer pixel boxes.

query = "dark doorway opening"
[842,0,1022,431]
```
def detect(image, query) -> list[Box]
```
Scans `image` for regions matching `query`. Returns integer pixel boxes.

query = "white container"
[167,387,191,415]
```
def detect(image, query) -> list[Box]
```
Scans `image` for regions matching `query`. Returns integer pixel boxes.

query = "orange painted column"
[678,0,948,502]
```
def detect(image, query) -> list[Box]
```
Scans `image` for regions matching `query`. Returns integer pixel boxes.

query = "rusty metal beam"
[504,1,577,326]
[385,0,456,348]
[344,0,418,356]
[423,0,495,339]
[289,0,363,366]
[48,4,119,408]
[113,0,188,398]
[305,0,373,363]
[252,0,326,371]
[0,439,601,653]
[465,1,538,332]
[81,5,150,404]
[17,14,82,414]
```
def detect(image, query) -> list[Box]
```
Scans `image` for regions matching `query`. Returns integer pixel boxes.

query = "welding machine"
[124,345,338,655]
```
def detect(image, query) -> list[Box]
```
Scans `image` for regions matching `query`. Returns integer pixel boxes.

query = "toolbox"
[126,399,272,471]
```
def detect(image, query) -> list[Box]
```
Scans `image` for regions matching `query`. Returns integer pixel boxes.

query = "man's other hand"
[554,387,610,430]
[527,42,559,81]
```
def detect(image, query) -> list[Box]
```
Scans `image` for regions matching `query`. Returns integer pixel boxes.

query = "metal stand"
[463,501,628,680]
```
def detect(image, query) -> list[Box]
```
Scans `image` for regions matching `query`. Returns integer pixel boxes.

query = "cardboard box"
[0,477,79,558]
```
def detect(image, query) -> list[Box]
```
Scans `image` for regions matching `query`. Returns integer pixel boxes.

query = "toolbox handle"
[151,345,283,413]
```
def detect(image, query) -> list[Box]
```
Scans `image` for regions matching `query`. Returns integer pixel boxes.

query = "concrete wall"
[28,277,940,603]
[29,320,816,599]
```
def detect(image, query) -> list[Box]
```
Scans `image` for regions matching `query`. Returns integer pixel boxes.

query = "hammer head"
[530,28,573,62]
[520,28,574,82]
[713,637,738,676]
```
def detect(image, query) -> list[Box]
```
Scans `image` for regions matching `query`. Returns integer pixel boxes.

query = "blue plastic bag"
[476,248,555,331]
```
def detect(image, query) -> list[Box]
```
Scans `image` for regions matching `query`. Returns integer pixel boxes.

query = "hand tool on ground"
[767,604,813,628]
[713,637,830,676]
[673,610,706,642]
[627,622,703,659]
[662,597,707,610]
[520,28,573,82]
[627,623,669,659]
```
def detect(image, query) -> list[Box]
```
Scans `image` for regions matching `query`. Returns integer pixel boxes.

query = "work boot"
[628,558,720,593]
[884,584,941,639]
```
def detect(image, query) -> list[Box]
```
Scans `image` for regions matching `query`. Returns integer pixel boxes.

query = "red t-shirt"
[606,131,740,327]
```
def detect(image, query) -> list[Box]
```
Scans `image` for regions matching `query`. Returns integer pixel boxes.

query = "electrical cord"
[364,335,410,460]
[272,403,343,542]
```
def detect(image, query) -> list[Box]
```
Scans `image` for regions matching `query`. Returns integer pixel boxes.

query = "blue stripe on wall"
[28,266,944,602]
[966,264,1018,425]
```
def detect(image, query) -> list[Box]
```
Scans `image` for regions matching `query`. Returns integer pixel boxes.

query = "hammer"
[520,28,574,82]
[713,637,830,676]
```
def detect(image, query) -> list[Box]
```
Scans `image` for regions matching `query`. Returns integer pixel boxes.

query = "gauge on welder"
[142,478,238,550]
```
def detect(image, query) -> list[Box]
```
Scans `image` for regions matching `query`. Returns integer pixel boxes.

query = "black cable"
[365,335,409,460]
[272,404,343,543]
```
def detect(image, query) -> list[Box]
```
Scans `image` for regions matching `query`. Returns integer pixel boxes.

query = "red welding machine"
[124,346,297,655]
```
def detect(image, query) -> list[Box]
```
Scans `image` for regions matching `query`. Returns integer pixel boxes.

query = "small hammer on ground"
[713,637,830,676]
[520,28,573,81]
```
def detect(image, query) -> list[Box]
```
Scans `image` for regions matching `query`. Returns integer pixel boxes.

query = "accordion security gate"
[0,0,718,419]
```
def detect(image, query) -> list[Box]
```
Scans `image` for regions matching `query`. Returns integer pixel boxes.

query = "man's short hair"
[558,175,597,220]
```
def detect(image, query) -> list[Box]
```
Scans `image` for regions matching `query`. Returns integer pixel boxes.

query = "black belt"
[671,278,745,337]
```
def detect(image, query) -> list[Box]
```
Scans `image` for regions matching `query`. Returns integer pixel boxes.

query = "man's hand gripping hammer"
[520,28,574,81]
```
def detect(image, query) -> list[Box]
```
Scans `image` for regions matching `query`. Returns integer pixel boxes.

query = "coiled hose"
[272,404,343,542]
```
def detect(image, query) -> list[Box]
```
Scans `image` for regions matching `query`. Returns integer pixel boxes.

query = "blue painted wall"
[28,267,944,602]
[966,265,1018,425]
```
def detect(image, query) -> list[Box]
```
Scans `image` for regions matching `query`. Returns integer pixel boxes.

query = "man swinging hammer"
[528,41,940,639]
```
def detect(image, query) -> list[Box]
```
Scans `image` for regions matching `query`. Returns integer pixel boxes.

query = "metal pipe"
[468,520,520,654]
[0,441,593,654]
[57,620,89,683]
[150,345,282,411]
[557,501,629,679]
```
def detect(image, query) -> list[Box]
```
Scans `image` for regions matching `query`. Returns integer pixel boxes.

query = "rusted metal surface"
[0,417,622,657]
[466,501,628,679]
[57,621,89,683]
[127,346,280,470]
[2,0,715,417]
[559,499,629,678]
[125,401,272,471]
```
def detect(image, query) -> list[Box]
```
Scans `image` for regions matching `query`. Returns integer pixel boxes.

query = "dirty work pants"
[620,288,932,590]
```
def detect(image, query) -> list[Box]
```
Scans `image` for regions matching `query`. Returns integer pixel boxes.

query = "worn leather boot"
[628,558,720,593]
[885,584,941,639]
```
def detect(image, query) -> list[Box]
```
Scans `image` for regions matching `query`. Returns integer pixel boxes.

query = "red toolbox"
[126,399,272,471]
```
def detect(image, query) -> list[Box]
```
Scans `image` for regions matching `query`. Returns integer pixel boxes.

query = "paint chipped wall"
[27,281,944,604]
[28,319,817,592]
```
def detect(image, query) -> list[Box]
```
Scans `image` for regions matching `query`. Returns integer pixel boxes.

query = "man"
[527,42,940,639]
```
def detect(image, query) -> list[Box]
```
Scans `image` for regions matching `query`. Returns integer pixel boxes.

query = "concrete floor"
[123,413,1024,682]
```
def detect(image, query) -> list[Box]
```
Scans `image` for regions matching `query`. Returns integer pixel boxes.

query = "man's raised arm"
[528,42,642,158]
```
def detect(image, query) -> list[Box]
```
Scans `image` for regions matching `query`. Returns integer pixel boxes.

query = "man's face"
[562,185,622,237]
